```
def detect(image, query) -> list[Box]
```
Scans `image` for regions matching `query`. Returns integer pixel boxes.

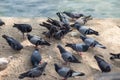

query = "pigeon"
[19,62,47,79]
[40,22,57,30]
[94,55,111,72]
[2,35,23,51]
[65,43,89,55]
[80,35,106,49]
[75,15,92,25]
[31,49,42,68]
[54,63,85,80]
[47,17,64,27]
[56,12,69,25]
[40,22,58,34]
[63,11,84,20]
[13,23,32,39]
[57,45,81,64]
[0,19,5,26]
[27,34,50,48]
[72,22,99,36]
[110,53,120,60]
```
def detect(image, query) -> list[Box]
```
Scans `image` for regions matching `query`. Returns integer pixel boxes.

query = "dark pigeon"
[57,45,81,64]
[19,62,47,79]
[13,23,32,39]
[94,55,111,72]
[110,53,120,60]
[47,17,71,31]
[40,22,55,30]
[2,35,23,51]
[40,22,58,34]
[0,19,5,26]
[27,34,50,48]
[47,17,64,27]
[54,63,85,80]
[65,43,89,55]
[31,49,42,68]
[73,22,99,36]
[63,11,84,20]
[80,35,106,49]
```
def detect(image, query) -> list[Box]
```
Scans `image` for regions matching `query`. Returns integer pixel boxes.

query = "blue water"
[0,0,120,18]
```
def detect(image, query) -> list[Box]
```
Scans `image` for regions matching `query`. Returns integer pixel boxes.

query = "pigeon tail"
[95,44,106,49]
[18,73,27,79]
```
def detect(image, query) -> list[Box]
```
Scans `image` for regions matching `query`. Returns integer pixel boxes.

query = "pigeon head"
[79,14,84,17]
[54,63,61,72]
[2,34,8,39]
[73,22,81,29]
[26,34,33,40]
[94,55,103,62]
[1,22,5,25]
[27,26,32,32]
[0,20,5,25]
[13,23,18,27]
[80,35,86,41]
[57,44,66,53]
[56,12,60,16]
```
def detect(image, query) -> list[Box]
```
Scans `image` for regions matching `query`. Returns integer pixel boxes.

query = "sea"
[0,0,119,18]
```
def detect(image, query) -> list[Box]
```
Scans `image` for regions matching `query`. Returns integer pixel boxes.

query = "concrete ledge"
[0,17,120,80]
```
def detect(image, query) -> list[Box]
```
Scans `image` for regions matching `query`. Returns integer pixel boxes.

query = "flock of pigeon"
[0,12,120,80]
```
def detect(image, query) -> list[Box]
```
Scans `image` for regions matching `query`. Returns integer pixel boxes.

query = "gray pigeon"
[0,19,5,26]
[76,15,92,25]
[31,49,42,68]
[13,23,32,39]
[54,63,85,80]
[94,55,111,72]
[110,53,120,60]
[27,34,51,48]
[80,35,106,49]
[57,45,81,64]
[72,22,99,36]
[19,62,47,79]
[65,43,89,55]
[56,12,70,25]
[63,11,84,20]
[2,35,23,51]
